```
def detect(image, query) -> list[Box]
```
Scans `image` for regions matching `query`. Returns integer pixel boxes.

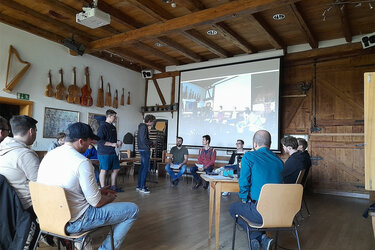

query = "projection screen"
[178,57,281,150]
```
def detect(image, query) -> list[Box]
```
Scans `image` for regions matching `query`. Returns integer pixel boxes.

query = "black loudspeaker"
[361,32,375,49]
[141,70,153,78]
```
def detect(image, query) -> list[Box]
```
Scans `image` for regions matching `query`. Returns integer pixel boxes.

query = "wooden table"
[201,174,239,250]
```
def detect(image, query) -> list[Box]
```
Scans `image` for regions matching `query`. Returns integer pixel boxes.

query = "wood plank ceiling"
[1,0,374,72]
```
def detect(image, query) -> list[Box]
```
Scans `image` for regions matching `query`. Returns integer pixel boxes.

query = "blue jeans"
[66,202,138,250]
[165,163,187,181]
[229,201,263,241]
[190,166,213,182]
[138,150,150,188]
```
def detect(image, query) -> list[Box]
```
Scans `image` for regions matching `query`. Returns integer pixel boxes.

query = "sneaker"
[136,186,142,191]
[261,234,274,250]
[172,179,179,186]
[140,187,150,194]
[110,185,124,192]
[222,192,231,196]
[193,181,202,189]
[251,239,261,250]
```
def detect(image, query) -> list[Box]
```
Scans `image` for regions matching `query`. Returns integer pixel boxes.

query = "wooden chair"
[29,182,114,250]
[232,184,303,250]
[295,169,306,184]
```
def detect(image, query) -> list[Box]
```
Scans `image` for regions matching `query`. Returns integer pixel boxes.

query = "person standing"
[281,136,307,184]
[229,130,283,250]
[191,135,216,189]
[0,116,10,143]
[37,122,138,250]
[136,114,156,194]
[165,137,189,186]
[97,109,123,192]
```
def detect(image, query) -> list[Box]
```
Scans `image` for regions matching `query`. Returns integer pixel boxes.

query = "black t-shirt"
[97,122,117,155]
[283,151,307,184]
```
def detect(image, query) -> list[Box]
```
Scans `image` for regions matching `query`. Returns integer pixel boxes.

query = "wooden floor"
[39,175,375,250]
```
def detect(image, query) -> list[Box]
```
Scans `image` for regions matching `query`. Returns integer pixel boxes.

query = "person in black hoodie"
[281,136,307,183]
[297,138,312,185]
[136,114,155,194]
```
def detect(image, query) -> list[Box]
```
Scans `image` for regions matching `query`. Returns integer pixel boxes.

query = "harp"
[4,45,31,93]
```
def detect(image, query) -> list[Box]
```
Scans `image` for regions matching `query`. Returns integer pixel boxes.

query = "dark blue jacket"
[137,123,153,150]
[97,122,117,155]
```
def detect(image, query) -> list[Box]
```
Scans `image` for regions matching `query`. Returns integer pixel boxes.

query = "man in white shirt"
[37,122,138,249]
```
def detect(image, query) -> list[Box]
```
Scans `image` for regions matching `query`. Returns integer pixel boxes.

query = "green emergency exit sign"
[17,93,29,100]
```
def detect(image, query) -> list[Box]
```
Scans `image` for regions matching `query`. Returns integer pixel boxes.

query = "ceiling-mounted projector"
[76,7,110,29]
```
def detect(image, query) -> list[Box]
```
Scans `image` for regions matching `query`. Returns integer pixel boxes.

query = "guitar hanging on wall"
[4,45,31,93]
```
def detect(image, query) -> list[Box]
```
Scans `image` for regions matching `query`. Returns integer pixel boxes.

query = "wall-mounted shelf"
[141,104,178,118]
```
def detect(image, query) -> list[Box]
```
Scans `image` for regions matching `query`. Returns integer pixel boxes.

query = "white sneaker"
[74,237,93,250]
[222,192,231,196]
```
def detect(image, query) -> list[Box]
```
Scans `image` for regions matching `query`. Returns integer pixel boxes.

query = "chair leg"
[232,215,238,250]
[294,226,301,250]
[303,197,310,216]
[110,225,115,250]
[32,230,42,250]
[275,231,279,250]
[246,226,251,250]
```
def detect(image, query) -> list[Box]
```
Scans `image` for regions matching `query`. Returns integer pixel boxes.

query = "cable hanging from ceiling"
[322,0,375,21]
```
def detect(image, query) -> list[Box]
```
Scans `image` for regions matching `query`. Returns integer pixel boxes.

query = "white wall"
[0,23,144,151]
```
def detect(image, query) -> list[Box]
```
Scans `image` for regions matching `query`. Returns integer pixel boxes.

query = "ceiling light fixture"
[273,14,285,20]
[322,0,375,21]
[207,30,218,36]
[154,42,163,47]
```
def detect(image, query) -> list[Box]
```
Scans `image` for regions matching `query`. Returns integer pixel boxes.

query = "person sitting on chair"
[48,132,65,151]
[297,138,312,184]
[281,136,307,184]
[229,130,283,250]
[222,139,245,196]
[191,135,216,189]
[37,122,138,250]
[165,136,189,186]
[0,115,10,143]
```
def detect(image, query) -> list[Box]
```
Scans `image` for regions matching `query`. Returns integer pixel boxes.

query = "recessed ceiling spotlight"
[207,29,218,36]
[154,42,163,47]
[273,13,285,20]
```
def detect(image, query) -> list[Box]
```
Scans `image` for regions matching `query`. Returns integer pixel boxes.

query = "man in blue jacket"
[229,130,283,250]
[136,114,155,194]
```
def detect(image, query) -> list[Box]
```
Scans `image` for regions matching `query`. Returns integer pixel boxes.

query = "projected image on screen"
[178,58,280,150]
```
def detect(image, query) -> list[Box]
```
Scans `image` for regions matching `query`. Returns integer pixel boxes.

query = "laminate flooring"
[38,175,375,250]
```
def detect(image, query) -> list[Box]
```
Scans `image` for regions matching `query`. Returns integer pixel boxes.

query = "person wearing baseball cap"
[38,122,138,249]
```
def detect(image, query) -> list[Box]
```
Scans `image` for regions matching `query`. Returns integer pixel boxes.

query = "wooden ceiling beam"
[92,51,142,72]
[288,3,318,49]
[127,0,175,21]
[133,42,180,65]
[88,0,298,51]
[247,14,284,49]
[335,4,352,42]
[0,0,95,43]
[0,13,64,44]
[182,29,231,58]
[174,0,206,12]
[212,22,256,54]
[109,48,165,72]
[95,0,143,29]
[38,0,119,35]
[157,36,203,62]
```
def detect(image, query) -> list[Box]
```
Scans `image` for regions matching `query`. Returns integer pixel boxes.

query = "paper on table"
[195,163,204,168]
[207,175,232,180]
[170,164,180,169]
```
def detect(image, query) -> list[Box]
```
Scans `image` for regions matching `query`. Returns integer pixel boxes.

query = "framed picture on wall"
[43,107,80,138]
[87,112,118,135]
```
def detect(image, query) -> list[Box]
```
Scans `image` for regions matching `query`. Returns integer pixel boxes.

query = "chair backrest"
[29,182,71,236]
[295,169,306,184]
[119,149,131,160]
[256,184,303,228]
